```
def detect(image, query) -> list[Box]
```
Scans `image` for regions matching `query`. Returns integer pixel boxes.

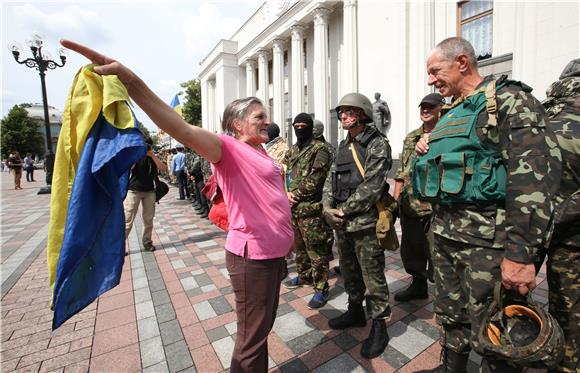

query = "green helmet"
[335,93,373,124]
[478,285,564,369]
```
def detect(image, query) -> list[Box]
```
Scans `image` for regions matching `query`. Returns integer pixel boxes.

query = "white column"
[257,49,270,111]
[342,0,358,94]
[313,7,332,140]
[245,59,256,97]
[272,38,285,131]
[290,23,305,118]
[208,80,216,133]
[201,79,209,131]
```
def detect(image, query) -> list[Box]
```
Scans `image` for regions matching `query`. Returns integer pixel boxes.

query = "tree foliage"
[180,79,202,127]
[1,105,45,159]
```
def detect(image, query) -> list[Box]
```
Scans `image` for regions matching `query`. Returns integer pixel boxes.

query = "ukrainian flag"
[170,94,182,117]
[48,65,146,329]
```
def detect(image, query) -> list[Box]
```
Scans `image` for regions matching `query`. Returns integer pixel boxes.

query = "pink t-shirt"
[212,135,294,259]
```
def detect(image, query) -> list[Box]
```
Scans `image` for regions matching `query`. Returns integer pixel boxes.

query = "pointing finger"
[60,39,109,65]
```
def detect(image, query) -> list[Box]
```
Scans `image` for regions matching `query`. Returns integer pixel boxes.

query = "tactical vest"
[332,129,379,203]
[412,80,511,205]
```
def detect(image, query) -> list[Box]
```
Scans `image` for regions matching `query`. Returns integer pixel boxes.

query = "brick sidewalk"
[0,170,551,372]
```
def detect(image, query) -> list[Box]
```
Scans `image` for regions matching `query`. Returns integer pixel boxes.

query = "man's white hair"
[434,37,478,68]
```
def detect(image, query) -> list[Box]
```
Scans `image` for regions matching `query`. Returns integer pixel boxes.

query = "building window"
[458,0,493,60]
[283,51,289,77]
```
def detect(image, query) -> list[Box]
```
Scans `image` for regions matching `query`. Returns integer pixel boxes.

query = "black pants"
[399,211,433,282]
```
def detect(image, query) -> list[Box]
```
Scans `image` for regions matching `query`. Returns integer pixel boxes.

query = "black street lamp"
[9,34,66,194]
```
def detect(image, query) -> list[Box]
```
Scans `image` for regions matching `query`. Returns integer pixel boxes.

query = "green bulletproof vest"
[412,80,509,205]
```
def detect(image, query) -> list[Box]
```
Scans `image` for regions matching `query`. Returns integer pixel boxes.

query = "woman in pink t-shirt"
[62,41,294,373]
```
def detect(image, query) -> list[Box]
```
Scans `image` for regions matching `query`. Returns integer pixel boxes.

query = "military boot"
[443,348,469,373]
[328,302,366,330]
[394,278,428,302]
[360,319,389,359]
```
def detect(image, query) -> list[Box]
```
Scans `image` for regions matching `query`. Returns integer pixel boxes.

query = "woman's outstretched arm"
[60,39,222,163]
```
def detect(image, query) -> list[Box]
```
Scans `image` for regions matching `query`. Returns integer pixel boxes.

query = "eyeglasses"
[338,108,358,117]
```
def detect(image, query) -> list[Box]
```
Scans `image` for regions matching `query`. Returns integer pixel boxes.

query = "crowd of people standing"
[61,35,578,373]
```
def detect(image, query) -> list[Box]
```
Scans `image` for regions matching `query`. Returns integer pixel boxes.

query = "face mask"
[294,125,313,145]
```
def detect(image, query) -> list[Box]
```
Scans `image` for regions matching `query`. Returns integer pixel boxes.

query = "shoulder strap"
[485,79,498,126]
[350,144,365,177]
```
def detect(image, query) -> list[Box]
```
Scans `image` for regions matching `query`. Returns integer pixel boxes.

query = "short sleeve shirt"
[212,135,294,260]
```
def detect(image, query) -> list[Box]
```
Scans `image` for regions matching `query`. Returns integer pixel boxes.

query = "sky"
[1,0,262,131]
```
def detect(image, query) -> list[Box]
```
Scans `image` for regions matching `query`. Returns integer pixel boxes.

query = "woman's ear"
[233,118,243,133]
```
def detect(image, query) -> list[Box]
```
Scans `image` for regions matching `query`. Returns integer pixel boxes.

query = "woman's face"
[236,103,270,147]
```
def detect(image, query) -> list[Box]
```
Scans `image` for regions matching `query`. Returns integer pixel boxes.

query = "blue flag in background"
[51,114,145,329]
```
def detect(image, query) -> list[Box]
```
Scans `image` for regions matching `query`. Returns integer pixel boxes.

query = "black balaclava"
[292,112,314,146]
[267,122,280,143]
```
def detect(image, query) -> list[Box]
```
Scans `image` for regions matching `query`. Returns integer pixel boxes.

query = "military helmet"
[313,120,324,138]
[335,93,373,123]
[478,284,564,369]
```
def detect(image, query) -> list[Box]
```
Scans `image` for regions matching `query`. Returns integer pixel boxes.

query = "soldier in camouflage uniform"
[314,120,337,265]
[283,113,333,309]
[542,58,580,373]
[413,37,562,372]
[313,120,336,162]
[264,122,289,167]
[392,93,444,302]
[322,93,392,359]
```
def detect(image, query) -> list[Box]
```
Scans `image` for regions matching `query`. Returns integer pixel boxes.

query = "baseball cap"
[419,93,445,107]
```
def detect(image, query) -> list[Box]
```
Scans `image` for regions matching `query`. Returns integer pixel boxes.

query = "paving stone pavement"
[0,170,551,372]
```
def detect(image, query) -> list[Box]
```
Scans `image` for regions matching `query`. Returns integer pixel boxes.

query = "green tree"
[180,79,202,126]
[1,105,44,159]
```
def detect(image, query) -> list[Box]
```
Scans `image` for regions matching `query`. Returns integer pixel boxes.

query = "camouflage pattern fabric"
[292,216,331,292]
[265,136,289,167]
[314,136,336,165]
[546,244,579,373]
[429,76,562,370]
[544,75,580,247]
[543,72,580,373]
[336,228,390,319]
[201,157,212,183]
[394,125,432,218]
[322,125,392,232]
[430,75,561,263]
[322,124,391,319]
[433,235,524,372]
[285,140,332,291]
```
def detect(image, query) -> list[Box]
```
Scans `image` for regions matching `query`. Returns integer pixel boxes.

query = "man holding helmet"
[322,92,392,359]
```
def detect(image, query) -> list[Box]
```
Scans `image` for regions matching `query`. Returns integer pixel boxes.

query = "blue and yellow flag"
[48,65,146,329]
[170,94,182,117]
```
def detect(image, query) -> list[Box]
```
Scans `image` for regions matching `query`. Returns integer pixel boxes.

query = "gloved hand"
[323,208,344,229]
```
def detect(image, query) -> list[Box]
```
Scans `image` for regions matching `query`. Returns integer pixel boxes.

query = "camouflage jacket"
[394,125,432,217]
[323,125,392,232]
[201,157,212,183]
[315,136,337,164]
[543,75,580,247]
[265,137,289,167]
[430,75,562,263]
[285,139,332,218]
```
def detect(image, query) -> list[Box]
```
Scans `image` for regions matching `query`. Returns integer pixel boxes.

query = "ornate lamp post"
[9,34,66,194]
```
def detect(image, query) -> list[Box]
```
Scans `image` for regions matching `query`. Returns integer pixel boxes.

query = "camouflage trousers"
[292,216,332,292]
[547,243,579,373]
[336,227,390,319]
[432,235,523,372]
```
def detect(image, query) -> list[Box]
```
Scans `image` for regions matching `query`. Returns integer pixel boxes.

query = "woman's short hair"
[222,97,263,136]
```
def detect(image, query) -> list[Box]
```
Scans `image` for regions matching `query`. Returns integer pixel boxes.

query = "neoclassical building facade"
[199,0,579,156]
